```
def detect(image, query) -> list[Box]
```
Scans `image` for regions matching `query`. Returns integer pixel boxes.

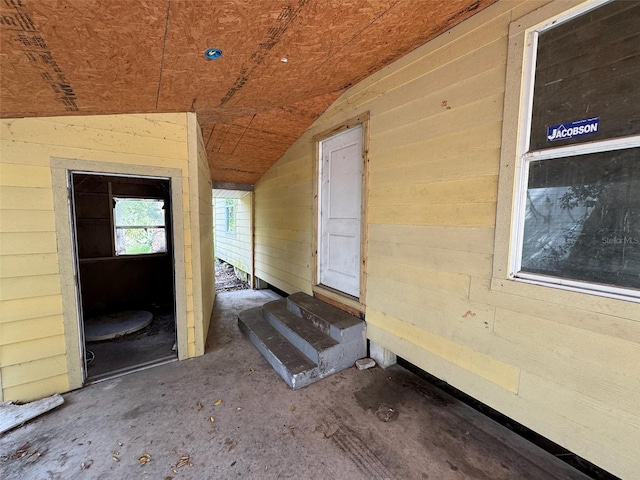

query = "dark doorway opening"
[71,173,177,382]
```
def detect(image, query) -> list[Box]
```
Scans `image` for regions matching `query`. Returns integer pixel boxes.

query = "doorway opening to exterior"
[70,172,178,382]
[314,114,369,311]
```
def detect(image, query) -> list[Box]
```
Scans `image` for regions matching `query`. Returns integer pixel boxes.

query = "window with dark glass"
[515,0,640,297]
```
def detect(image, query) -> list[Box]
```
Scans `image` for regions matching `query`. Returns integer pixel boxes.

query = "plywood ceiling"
[1,0,495,184]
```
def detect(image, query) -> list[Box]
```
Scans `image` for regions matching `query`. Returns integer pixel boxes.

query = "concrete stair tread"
[238,292,367,389]
[287,292,362,330]
[238,307,317,375]
[263,300,338,353]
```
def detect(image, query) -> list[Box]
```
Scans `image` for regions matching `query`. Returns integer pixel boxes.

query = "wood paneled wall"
[213,195,253,281]
[253,1,640,478]
[0,112,212,401]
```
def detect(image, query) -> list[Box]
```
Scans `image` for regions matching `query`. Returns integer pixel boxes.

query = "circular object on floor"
[84,310,153,342]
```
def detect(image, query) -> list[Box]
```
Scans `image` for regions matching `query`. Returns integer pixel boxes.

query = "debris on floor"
[0,394,64,434]
[374,403,399,422]
[215,260,250,292]
[175,454,193,468]
[0,290,595,480]
[1,442,43,464]
[355,358,376,370]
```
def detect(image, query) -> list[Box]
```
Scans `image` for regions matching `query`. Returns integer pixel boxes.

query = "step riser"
[287,302,365,344]
[263,307,320,363]
[262,309,322,363]
[239,292,367,390]
[263,307,366,372]
[324,338,367,372]
[238,315,318,390]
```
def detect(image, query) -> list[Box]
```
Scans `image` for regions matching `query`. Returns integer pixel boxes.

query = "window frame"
[224,198,236,234]
[505,0,640,302]
[113,196,168,256]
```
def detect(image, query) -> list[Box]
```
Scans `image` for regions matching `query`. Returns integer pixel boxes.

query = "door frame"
[312,112,370,314]
[51,158,188,390]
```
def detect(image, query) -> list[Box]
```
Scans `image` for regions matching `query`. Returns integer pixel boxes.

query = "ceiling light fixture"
[204,48,223,60]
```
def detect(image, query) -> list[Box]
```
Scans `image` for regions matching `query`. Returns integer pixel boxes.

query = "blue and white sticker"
[547,117,599,142]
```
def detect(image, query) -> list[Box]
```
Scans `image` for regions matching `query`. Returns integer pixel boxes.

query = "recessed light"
[204,48,222,60]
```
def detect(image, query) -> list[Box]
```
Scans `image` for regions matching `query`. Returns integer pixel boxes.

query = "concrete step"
[238,306,318,389]
[262,299,338,364]
[238,292,367,390]
[287,292,366,345]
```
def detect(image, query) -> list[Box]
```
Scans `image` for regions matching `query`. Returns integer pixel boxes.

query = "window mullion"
[524,135,640,162]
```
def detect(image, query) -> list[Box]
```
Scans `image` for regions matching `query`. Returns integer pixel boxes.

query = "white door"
[318,125,362,297]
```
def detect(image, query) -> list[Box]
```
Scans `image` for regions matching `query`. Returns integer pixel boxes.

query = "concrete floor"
[85,308,176,381]
[0,290,589,480]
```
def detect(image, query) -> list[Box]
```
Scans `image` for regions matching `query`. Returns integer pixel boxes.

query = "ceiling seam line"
[155,0,172,109]
[315,0,402,73]
[219,1,310,108]
[231,114,256,156]
[217,125,231,153]
[205,125,215,150]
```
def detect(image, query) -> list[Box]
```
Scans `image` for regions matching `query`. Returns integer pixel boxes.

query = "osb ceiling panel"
[1,0,495,184]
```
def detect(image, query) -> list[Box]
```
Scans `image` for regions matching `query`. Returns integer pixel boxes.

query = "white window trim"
[113,196,168,256]
[500,0,640,303]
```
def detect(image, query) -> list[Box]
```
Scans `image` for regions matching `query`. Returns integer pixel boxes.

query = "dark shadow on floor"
[86,306,176,381]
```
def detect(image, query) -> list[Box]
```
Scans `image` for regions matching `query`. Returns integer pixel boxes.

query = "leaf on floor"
[138,453,151,465]
[214,399,223,406]
[175,454,193,468]
[225,438,237,452]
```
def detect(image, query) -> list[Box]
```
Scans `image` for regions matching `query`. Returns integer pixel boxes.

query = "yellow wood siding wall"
[213,195,252,279]
[190,116,215,354]
[253,1,640,478]
[0,112,211,401]
[254,150,314,293]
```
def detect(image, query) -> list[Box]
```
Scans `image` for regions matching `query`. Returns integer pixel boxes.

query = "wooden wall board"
[0,315,64,346]
[213,195,253,276]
